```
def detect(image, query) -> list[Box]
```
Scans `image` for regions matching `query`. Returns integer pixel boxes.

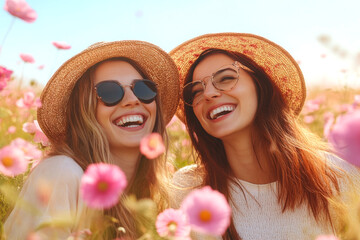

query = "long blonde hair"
[48,57,169,238]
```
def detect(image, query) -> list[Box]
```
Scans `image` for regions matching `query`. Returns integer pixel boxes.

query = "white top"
[171,154,360,240]
[4,155,91,240]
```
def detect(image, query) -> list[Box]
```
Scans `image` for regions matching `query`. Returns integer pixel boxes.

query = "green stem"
[0,17,16,57]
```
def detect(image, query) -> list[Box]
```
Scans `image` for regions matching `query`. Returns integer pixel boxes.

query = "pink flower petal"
[20,53,35,63]
[7,125,16,134]
[315,235,340,240]
[0,145,28,176]
[329,109,360,167]
[156,208,191,239]
[10,138,42,161]
[140,133,165,159]
[33,120,50,146]
[80,163,127,209]
[303,115,315,124]
[22,122,37,133]
[4,0,37,23]
[52,41,71,50]
[0,66,13,91]
[181,186,231,236]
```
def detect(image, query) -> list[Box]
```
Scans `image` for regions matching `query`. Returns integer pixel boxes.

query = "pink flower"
[0,66,13,91]
[35,180,52,205]
[4,0,37,23]
[140,133,165,159]
[52,41,71,50]
[315,235,339,240]
[23,121,37,133]
[70,228,92,239]
[37,64,44,70]
[7,125,16,134]
[181,186,231,236]
[20,53,35,63]
[80,163,127,209]
[16,91,41,109]
[26,232,42,240]
[354,95,360,106]
[337,104,354,113]
[10,138,42,161]
[22,120,50,146]
[303,115,315,124]
[323,112,334,139]
[0,145,28,176]
[156,208,191,239]
[302,100,320,115]
[33,120,49,146]
[329,109,360,167]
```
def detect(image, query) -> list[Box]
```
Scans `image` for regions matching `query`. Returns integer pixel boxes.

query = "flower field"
[1,0,360,238]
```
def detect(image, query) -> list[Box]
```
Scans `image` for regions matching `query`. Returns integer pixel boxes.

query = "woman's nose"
[120,87,140,107]
[203,80,221,101]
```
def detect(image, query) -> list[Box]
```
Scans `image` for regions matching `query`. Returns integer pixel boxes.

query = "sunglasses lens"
[133,80,157,104]
[96,81,124,106]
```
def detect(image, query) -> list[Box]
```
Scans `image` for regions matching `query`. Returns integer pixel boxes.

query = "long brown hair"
[48,57,169,238]
[183,49,342,240]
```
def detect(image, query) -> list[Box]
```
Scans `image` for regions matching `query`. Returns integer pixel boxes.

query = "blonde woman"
[4,41,179,239]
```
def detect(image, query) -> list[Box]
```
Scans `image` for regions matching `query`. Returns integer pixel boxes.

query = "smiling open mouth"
[115,115,145,128]
[209,105,235,120]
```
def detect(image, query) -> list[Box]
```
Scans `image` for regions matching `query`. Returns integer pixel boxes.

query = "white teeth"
[116,115,144,126]
[209,105,235,120]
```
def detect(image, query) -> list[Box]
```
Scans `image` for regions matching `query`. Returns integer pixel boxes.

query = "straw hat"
[38,40,180,143]
[170,33,306,119]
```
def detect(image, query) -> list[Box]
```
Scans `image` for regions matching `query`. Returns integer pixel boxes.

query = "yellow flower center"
[97,181,108,192]
[167,221,177,235]
[2,157,13,168]
[148,138,158,150]
[199,210,212,222]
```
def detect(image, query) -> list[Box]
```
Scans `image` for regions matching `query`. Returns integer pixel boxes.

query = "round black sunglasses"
[94,79,158,106]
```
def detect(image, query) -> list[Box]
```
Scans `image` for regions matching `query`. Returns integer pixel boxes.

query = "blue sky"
[0,0,359,88]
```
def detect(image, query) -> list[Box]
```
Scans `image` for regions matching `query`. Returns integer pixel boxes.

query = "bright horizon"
[1,0,359,89]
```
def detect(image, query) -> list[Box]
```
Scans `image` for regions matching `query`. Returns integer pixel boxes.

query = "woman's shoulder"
[172,164,203,188]
[324,152,359,175]
[29,155,84,183]
[323,152,360,191]
[170,164,203,209]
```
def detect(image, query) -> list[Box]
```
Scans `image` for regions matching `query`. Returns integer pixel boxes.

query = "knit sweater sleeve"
[3,155,90,240]
[169,164,203,209]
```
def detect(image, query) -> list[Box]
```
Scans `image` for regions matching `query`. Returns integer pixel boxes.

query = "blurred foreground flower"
[156,208,191,239]
[329,109,360,167]
[0,66,13,91]
[20,53,35,63]
[36,179,52,205]
[181,186,231,236]
[140,133,165,159]
[26,232,42,240]
[80,163,127,209]
[4,0,37,23]
[0,145,28,176]
[52,41,71,50]
[315,235,339,240]
[23,120,50,146]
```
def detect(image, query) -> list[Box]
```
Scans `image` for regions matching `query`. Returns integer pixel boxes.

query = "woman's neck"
[109,146,141,182]
[222,128,276,184]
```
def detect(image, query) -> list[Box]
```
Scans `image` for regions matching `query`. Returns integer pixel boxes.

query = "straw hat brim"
[38,40,179,143]
[169,33,306,121]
